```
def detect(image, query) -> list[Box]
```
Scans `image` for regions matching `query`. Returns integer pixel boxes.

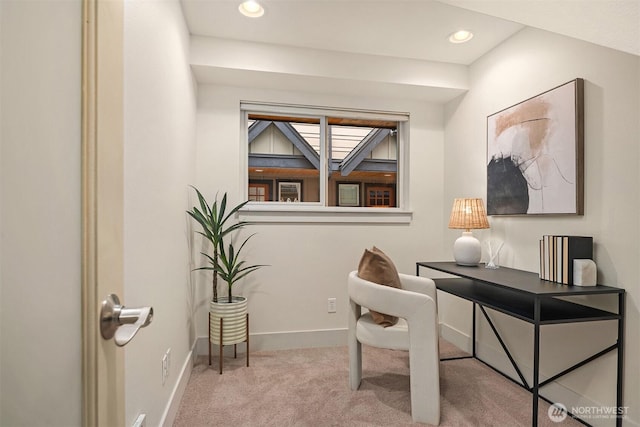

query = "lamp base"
[453,231,482,266]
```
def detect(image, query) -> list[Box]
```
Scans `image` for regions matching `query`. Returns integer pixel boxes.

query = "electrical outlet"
[162,354,168,385]
[327,297,337,313]
[161,348,172,385]
[132,413,147,427]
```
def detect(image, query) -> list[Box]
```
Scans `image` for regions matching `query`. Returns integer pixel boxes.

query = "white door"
[0,1,110,425]
[2,1,134,425]
[82,0,126,425]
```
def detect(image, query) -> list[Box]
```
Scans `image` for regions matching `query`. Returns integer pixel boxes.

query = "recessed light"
[449,30,474,44]
[239,1,264,18]
[254,169,264,172]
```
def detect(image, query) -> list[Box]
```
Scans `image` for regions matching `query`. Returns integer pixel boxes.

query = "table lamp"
[448,198,490,266]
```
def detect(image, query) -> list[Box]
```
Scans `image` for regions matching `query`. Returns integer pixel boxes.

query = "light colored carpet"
[173,339,582,426]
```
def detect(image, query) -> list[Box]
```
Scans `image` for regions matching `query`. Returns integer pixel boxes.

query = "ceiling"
[440,0,639,58]
[181,0,639,66]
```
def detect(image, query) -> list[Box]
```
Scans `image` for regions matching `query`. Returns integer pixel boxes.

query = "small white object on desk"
[573,259,597,286]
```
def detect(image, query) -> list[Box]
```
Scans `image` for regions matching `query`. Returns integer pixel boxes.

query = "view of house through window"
[247,110,401,208]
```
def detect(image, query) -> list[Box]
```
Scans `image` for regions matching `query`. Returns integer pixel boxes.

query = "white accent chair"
[348,270,440,425]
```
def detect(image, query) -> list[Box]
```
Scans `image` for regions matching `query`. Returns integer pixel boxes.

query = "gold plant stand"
[208,312,249,374]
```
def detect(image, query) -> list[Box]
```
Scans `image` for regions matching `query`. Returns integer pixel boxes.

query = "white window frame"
[239,102,412,223]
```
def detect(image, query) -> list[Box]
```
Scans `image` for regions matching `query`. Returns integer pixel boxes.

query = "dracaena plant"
[205,233,266,302]
[187,186,263,302]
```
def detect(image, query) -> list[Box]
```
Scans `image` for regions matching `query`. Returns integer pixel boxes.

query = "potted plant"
[187,186,251,302]
[187,187,265,371]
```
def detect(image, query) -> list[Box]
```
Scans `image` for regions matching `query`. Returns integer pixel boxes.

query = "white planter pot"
[209,296,248,346]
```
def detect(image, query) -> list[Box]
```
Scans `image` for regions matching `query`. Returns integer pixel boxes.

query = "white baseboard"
[195,328,348,356]
[439,322,470,353]
[160,340,197,427]
[251,328,349,351]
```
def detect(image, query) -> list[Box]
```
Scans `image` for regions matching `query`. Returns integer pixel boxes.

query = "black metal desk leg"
[532,298,541,427]
[617,292,625,427]
[472,303,476,358]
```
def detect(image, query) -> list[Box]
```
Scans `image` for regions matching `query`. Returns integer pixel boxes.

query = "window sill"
[239,204,412,224]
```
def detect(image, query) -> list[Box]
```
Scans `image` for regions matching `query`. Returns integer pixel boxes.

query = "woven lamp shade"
[448,198,490,230]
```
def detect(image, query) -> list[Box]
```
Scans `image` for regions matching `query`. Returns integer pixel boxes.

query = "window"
[365,184,396,207]
[241,103,409,219]
[248,181,271,202]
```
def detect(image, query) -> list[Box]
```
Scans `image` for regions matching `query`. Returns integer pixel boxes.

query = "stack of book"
[539,235,593,285]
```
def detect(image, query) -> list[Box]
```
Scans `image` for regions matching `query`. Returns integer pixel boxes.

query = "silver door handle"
[100,294,153,346]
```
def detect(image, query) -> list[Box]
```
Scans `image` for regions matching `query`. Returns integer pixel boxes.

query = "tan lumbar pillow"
[357,246,401,327]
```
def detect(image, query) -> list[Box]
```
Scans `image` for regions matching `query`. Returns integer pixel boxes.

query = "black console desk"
[416,261,625,427]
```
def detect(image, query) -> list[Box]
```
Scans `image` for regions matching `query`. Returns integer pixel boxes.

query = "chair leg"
[407,314,440,425]
[208,312,211,366]
[349,339,362,390]
[348,300,362,390]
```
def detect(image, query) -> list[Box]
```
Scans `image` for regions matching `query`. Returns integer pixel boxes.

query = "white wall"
[122,0,197,425]
[190,36,469,103]
[0,1,82,425]
[444,27,640,426]
[195,84,448,344]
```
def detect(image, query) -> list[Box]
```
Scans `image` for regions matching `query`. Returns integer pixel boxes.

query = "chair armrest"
[348,271,435,320]
[399,273,437,301]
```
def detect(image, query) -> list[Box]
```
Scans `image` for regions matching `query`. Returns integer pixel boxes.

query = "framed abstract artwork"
[487,78,584,215]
